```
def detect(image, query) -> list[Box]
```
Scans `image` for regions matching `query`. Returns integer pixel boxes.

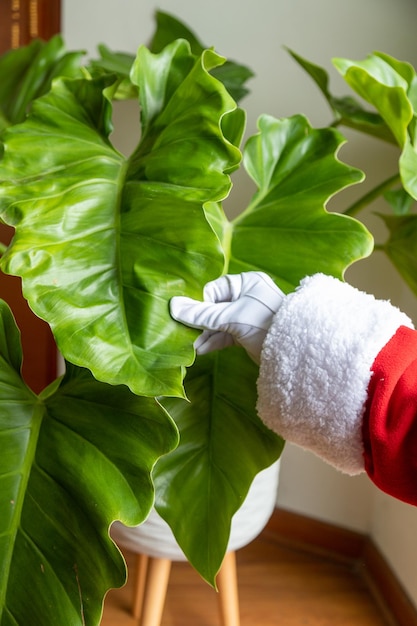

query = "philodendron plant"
[0,9,416,626]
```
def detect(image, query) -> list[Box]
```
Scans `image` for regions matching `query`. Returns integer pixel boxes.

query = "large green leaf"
[0,40,242,397]
[228,114,373,289]
[155,348,283,585]
[0,300,178,626]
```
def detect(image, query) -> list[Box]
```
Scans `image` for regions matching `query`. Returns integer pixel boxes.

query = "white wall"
[63,0,417,608]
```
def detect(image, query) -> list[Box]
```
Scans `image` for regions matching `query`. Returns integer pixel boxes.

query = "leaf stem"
[343,173,401,216]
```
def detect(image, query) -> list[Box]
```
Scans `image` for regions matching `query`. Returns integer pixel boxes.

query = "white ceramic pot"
[111,460,280,560]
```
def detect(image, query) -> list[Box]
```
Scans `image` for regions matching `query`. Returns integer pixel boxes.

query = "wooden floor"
[101,528,397,626]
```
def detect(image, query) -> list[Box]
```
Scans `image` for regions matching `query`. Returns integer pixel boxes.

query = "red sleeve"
[363,325,417,505]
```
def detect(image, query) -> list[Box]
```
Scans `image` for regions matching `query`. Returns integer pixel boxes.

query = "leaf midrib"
[0,400,43,613]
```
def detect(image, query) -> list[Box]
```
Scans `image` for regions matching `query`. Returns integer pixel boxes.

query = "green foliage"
[0,35,84,134]
[0,302,177,625]
[156,348,284,584]
[0,40,240,398]
[1,9,415,625]
[148,10,255,101]
[379,213,417,293]
[290,48,417,295]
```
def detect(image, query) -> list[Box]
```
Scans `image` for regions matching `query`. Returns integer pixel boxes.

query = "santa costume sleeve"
[256,273,417,506]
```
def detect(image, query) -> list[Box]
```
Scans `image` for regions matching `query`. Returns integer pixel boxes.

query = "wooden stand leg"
[139,557,172,626]
[217,551,240,626]
[132,554,149,619]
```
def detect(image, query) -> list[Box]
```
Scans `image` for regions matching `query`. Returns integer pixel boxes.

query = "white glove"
[170,272,284,363]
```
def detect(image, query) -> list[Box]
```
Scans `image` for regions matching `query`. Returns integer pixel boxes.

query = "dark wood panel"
[0,0,61,53]
[0,1,61,392]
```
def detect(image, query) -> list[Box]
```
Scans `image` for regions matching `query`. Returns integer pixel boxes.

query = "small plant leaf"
[384,187,415,215]
[332,95,396,143]
[149,10,254,101]
[287,48,333,104]
[287,49,395,143]
[400,133,417,200]
[87,44,138,100]
[0,35,84,133]
[333,52,415,148]
[379,213,417,297]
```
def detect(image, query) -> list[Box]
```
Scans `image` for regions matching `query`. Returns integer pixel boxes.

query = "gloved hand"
[170,271,284,363]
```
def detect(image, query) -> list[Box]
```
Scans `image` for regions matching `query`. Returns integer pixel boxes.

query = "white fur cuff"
[256,274,413,475]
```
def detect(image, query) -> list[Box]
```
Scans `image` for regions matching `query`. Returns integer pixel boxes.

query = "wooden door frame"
[0,1,61,392]
[0,0,61,54]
